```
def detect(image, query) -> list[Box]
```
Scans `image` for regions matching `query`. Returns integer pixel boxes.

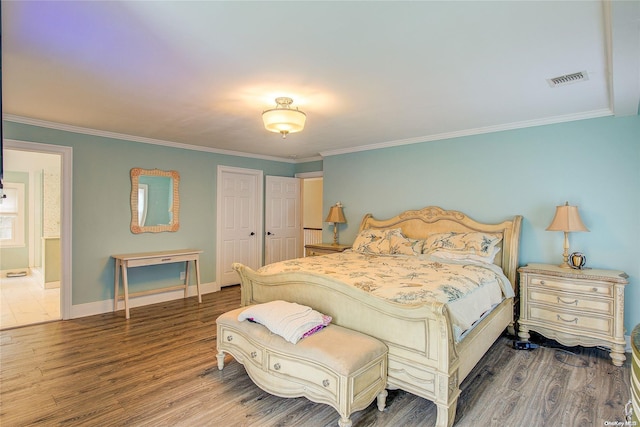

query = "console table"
[112,249,203,319]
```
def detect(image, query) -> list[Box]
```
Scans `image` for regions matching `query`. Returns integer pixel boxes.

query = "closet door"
[217,166,263,287]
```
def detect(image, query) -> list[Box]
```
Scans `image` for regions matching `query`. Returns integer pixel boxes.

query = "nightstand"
[518,263,628,366]
[304,243,351,257]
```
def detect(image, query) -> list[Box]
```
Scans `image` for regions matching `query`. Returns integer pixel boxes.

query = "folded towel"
[238,300,331,344]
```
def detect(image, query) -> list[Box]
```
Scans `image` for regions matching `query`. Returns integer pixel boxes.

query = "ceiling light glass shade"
[262,97,306,138]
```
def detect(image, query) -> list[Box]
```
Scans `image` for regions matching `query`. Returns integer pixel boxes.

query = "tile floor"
[0,275,60,329]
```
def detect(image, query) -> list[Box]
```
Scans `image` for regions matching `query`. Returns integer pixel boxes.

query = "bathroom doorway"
[1,143,68,329]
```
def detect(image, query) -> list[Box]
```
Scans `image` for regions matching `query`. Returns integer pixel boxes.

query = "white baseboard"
[70,281,220,319]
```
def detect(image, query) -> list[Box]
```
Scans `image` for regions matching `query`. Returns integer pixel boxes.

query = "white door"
[217,166,263,287]
[264,176,301,265]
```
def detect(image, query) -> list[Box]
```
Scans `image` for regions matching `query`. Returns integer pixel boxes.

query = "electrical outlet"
[180,271,186,280]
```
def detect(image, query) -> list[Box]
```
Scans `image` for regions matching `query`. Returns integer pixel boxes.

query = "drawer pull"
[226,335,233,342]
[322,379,330,388]
[161,258,172,262]
[557,297,578,306]
[250,351,257,359]
[273,363,281,371]
[540,280,545,285]
[557,314,578,324]
[592,287,598,292]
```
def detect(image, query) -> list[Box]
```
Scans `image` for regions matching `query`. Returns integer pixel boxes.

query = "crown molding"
[4,109,613,162]
[2,114,324,164]
[319,109,613,157]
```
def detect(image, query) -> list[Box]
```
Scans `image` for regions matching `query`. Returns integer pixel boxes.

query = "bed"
[232,206,522,427]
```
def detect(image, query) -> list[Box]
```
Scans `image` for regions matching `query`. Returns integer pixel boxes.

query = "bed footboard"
[233,262,464,427]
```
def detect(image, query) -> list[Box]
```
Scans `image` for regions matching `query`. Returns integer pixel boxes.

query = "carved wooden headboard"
[358,206,523,289]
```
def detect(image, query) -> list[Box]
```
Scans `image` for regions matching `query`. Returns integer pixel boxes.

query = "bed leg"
[507,321,516,336]
[216,351,225,370]
[337,416,352,427]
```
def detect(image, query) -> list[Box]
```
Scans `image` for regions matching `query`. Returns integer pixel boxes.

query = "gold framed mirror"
[130,168,180,233]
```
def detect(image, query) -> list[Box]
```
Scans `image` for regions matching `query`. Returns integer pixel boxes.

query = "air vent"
[547,71,589,87]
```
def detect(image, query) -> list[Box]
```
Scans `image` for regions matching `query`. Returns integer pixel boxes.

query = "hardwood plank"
[1,286,631,427]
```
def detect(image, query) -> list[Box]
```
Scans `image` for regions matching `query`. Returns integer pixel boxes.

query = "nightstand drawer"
[306,248,325,257]
[528,289,613,314]
[528,305,612,335]
[529,276,612,297]
[305,243,351,257]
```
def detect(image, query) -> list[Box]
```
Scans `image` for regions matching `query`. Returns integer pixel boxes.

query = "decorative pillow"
[388,232,423,256]
[352,228,400,254]
[429,246,501,264]
[423,232,502,257]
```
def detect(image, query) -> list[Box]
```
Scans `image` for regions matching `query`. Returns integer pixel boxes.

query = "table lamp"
[546,202,589,268]
[325,202,346,245]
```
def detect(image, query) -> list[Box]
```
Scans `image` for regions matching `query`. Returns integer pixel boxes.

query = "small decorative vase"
[569,252,586,270]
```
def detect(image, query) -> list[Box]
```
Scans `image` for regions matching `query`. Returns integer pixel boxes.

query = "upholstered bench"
[216,307,388,427]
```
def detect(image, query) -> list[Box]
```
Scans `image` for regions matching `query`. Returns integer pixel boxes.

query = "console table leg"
[184,261,190,299]
[122,262,130,319]
[113,260,121,313]
[195,259,202,303]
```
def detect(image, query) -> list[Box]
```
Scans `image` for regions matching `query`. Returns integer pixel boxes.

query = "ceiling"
[2,1,639,162]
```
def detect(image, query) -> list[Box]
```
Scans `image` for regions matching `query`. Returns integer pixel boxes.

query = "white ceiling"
[3,1,639,162]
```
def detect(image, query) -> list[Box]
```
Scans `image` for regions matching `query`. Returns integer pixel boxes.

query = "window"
[0,182,25,247]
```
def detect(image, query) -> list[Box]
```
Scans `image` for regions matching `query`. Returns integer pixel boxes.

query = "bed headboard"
[358,206,523,289]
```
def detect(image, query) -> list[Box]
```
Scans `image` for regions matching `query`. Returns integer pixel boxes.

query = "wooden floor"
[0,285,632,427]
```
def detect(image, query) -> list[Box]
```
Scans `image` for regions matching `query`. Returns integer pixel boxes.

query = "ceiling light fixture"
[262,97,306,139]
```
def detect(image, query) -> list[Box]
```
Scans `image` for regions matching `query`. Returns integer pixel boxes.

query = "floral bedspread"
[258,251,514,340]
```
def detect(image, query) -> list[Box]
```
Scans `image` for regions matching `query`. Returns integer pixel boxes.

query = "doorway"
[1,140,72,328]
[297,172,323,250]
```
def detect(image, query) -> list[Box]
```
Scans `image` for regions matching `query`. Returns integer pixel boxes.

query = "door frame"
[216,165,263,287]
[4,139,73,320]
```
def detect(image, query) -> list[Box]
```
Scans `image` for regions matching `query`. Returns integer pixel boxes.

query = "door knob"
[250,232,255,236]
[267,232,275,236]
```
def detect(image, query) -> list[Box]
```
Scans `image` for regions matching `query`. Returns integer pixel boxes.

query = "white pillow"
[352,228,401,254]
[388,232,423,256]
[423,232,502,257]
[429,246,501,264]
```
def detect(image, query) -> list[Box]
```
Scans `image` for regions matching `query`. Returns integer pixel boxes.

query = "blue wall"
[322,115,639,335]
[3,121,296,305]
[4,115,638,337]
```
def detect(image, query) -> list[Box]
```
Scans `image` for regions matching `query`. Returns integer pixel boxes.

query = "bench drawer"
[219,326,264,366]
[268,352,339,398]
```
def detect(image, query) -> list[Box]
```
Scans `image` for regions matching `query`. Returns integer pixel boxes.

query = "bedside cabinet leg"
[517,326,530,342]
[377,389,388,411]
[610,345,626,367]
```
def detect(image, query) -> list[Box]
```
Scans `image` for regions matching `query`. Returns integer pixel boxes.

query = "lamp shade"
[325,204,346,223]
[262,97,306,138]
[546,202,589,232]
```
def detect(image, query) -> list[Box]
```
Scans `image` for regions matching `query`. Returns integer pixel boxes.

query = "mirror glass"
[130,168,180,233]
